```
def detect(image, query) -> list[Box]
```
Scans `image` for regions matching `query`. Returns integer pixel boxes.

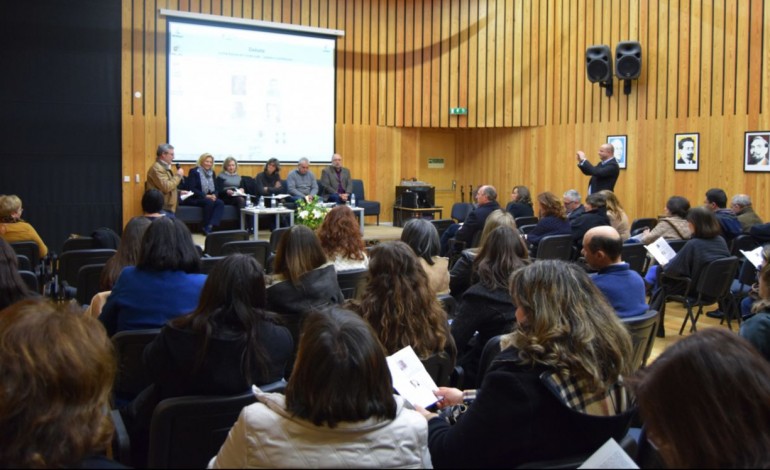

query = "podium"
[393,184,441,227]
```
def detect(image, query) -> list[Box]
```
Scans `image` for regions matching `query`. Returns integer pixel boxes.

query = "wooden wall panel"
[122,0,770,224]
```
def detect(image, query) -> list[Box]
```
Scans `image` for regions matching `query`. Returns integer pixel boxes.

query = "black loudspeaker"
[615,41,642,79]
[585,45,612,83]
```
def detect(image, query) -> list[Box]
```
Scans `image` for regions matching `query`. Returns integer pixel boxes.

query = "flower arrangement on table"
[295,196,329,230]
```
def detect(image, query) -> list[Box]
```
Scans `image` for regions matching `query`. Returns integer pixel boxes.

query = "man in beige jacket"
[146,143,185,213]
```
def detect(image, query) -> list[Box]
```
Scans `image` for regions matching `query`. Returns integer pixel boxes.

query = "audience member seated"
[449,209,517,300]
[527,191,571,256]
[452,226,529,385]
[319,153,353,204]
[563,189,585,221]
[750,221,770,245]
[348,241,456,363]
[210,307,431,468]
[740,244,770,362]
[630,328,770,468]
[0,194,48,258]
[732,193,764,232]
[0,238,37,311]
[704,187,742,243]
[630,195,691,244]
[505,185,535,219]
[597,190,631,241]
[440,185,501,256]
[266,225,343,346]
[582,226,648,318]
[215,156,247,208]
[570,192,611,252]
[400,218,449,295]
[0,299,122,468]
[255,158,285,199]
[286,158,319,204]
[99,217,206,336]
[179,152,225,235]
[141,188,175,220]
[124,254,293,467]
[317,205,369,271]
[417,260,634,468]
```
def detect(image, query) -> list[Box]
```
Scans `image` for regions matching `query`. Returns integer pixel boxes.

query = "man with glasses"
[731,194,763,232]
[146,143,186,214]
[287,157,319,204]
[319,153,353,204]
[563,189,585,221]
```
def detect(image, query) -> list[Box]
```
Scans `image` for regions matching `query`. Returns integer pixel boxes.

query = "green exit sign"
[450,107,468,115]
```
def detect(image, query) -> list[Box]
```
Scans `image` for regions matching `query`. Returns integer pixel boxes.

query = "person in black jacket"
[440,185,501,256]
[576,143,620,194]
[179,152,225,235]
[570,193,611,252]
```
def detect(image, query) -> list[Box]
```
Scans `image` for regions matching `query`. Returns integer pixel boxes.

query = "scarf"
[200,167,215,194]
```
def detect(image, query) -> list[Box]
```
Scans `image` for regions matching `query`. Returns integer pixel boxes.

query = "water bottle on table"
[350,193,356,207]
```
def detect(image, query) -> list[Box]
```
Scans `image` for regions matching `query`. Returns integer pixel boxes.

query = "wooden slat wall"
[122,0,770,224]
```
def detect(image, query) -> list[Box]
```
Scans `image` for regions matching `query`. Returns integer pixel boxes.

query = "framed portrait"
[674,133,699,171]
[744,131,770,172]
[607,135,627,169]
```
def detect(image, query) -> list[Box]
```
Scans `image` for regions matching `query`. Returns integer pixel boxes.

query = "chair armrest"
[110,409,131,466]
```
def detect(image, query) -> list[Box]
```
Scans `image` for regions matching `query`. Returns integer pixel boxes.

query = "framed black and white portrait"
[744,131,770,172]
[674,133,699,171]
[607,135,627,169]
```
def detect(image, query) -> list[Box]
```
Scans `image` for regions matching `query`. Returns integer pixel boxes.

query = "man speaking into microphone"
[146,143,187,213]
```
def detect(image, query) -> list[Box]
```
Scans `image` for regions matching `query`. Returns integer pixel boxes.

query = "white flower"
[312,209,322,219]
[299,210,309,219]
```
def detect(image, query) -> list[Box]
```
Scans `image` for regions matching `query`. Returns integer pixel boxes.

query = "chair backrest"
[10,241,40,268]
[518,224,537,235]
[629,217,658,233]
[62,236,97,252]
[421,351,454,387]
[430,219,455,238]
[351,179,366,200]
[514,216,539,227]
[694,256,740,302]
[112,328,161,401]
[736,258,758,287]
[19,270,39,293]
[76,263,106,306]
[269,226,291,253]
[204,230,249,256]
[58,249,116,288]
[200,256,225,274]
[16,254,31,271]
[620,310,659,370]
[621,243,648,275]
[477,334,503,387]
[148,390,258,468]
[450,203,473,223]
[731,233,759,257]
[667,239,688,253]
[437,293,458,320]
[336,268,368,300]
[536,234,574,260]
[221,240,271,269]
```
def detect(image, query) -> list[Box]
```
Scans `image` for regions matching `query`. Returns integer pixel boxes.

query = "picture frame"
[744,131,770,172]
[607,135,627,169]
[674,133,699,171]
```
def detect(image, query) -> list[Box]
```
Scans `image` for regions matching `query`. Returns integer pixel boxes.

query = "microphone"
[175,162,185,182]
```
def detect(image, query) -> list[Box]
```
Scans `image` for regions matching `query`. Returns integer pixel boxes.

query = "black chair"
[621,243,649,276]
[671,257,740,335]
[269,226,291,253]
[112,329,161,403]
[731,233,759,258]
[351,179,380,225]
[514,216,538,227]
[221,240,271,269]
[620,310,659,371]
[147,379,287,468]
[629,217,658,235]
[336,268,368,300]
[19,270,39,293]
[723,259,758,328]
[62,236,97,252]
[437,293,458,320]
[450,202,473,223]
[518,224,537,235]
[200,256,225,274]
[535,234,573,260]
[16,254,31,271]
[421,351,454,387]
[430,218,455,238]
[10,241,40,269]
[477,334,503,388]
[58,249,116,289]
[667,239,688,253]
[203,230,249,256]
[76,263,106,306]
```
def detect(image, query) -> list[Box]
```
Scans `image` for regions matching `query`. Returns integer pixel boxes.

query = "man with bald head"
[582,226,648,318]
[575,143,620,194]
[440,185,501,256]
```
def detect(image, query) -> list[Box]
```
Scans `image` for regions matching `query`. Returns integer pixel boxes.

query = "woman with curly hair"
[317,205,368,271]
[0,299,118,467]
[526,191,572,257]
[419,260,634,468]
[350,241,455,363]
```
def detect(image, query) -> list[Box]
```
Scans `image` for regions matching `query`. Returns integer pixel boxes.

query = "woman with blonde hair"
[180,152,225,235]
[216,156,247,208]
[449,209,517,300]
[350,241,455,363]
[420,260,634,467]
[317,205,368,272]
[598,190,631,240]
[527,191,572,256]
[0,194,48,258]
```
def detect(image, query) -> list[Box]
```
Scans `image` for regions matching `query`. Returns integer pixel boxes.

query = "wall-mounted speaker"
[615,41,642,79]
[585,45,612,83]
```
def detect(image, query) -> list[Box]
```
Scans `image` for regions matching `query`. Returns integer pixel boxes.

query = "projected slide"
[168,20,336,163]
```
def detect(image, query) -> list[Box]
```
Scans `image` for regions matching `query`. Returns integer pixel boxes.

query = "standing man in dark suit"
[319,153,353,204]
[575,143,620,194]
